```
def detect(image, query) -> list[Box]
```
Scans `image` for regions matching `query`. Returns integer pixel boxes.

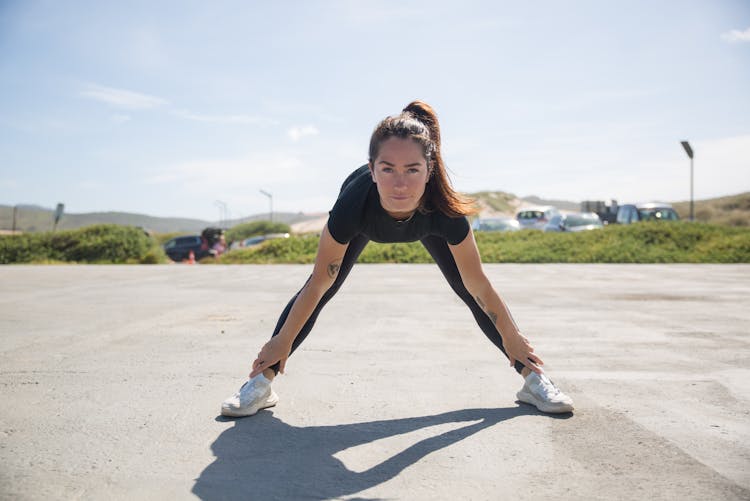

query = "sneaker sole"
[516,390,574,414]
[221,390,280,418]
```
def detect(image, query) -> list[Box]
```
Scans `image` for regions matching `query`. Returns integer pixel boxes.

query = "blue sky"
[1,0,749,221]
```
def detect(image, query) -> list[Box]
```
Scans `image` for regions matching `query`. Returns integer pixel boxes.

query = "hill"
[468,191,580,216]
[3,191,748,235]
[0,205,320,234]
[672,192,750,227]
[516,195,580,212]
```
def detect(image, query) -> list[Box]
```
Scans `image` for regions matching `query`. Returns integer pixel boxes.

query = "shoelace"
[536,375,561,397]
[240,380,269,399]
[232,381,249,397]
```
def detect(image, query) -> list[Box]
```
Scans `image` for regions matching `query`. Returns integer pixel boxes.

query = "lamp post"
[259,189,273,222]
[680,141,694,221]
[214,200,228,228]
[53,203,64,231]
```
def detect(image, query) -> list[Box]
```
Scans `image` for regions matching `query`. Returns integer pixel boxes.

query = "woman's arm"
[448,230,544,374]
[249,223,349,377]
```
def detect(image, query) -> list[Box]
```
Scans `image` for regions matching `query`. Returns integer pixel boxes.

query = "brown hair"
[368,100,477,217]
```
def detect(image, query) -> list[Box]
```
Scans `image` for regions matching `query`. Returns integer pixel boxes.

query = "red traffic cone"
[187,250,196,264]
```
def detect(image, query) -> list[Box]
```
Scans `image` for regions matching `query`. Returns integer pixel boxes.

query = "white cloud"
[288,125,320,141]
[171,109,278,126]
[79,83,167,110]
[720,27,750,43]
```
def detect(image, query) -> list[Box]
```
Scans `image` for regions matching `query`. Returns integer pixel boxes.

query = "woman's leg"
[268,233,370,374]
[420,235,525,375]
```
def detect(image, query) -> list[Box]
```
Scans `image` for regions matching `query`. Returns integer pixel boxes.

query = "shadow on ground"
[193,406,558,500]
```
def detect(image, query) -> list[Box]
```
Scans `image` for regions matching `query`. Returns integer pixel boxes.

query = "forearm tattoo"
[475,296,499,325]
[327,260,341,279]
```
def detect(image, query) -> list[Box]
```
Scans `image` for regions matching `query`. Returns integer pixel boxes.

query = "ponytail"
[369,100,476,217]
[402,101,442,156]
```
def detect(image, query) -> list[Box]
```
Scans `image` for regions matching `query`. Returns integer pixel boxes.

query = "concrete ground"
[0,264,748,500]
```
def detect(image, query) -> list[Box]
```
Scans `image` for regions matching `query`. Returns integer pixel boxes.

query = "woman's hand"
[503,332,544,374]
[446,232,545,375]
[249,335,293,378]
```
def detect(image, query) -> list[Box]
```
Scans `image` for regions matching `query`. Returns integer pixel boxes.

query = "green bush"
[214,221,750,264]
[140,245,169,264]
[475,221,750,263]
[0,224,165,264]
[225,221,291,243]
[358,241,432,263]
[4,221,748,264]
[217,235,320,264]
[0,232,50,263]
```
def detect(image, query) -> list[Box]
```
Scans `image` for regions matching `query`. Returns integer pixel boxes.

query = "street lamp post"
[259,190,273,222]
[53,203,64,232]
[214,200,228,228]
[680,141,694,221]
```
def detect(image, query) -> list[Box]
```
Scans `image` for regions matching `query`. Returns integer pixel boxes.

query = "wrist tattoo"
[327,261,341,278]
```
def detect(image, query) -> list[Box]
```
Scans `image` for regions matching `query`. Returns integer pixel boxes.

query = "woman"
[222,101,573,416]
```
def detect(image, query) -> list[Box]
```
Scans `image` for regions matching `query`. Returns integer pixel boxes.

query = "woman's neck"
[386,209,416,222]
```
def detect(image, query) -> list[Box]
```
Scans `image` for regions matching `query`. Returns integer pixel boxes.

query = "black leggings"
[269,234,526,375]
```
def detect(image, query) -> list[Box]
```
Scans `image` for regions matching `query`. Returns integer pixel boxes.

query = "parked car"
[163,227,226,262]
[163,235,210,262]
[616,203,680,224]
[515,206,561,230]
[544,212,603,232]
[472,217,521,232]
[230,232,291,250]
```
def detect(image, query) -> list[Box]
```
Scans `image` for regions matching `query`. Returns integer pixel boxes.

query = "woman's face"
[369,137,430,218]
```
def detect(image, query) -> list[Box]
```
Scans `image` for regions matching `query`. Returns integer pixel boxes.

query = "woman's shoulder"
[425,205,468,222]
[327,165,373,244]
[428,210,470,245]
[338,164,371,193]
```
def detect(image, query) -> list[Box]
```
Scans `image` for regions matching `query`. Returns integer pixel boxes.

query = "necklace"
[394,212,415,224]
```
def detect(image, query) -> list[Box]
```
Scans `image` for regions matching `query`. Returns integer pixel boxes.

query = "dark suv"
[163,227,225,262]
[163,235,209,262]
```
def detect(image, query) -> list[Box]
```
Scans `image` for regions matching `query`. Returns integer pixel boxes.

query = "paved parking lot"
[1,264,749,500]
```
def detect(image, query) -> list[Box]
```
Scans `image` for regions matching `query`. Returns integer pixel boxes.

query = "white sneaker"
[517,372,574,414]
[221,374,280,417]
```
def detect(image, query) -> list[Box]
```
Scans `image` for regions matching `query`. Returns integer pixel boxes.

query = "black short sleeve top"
[327,165,470,245]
